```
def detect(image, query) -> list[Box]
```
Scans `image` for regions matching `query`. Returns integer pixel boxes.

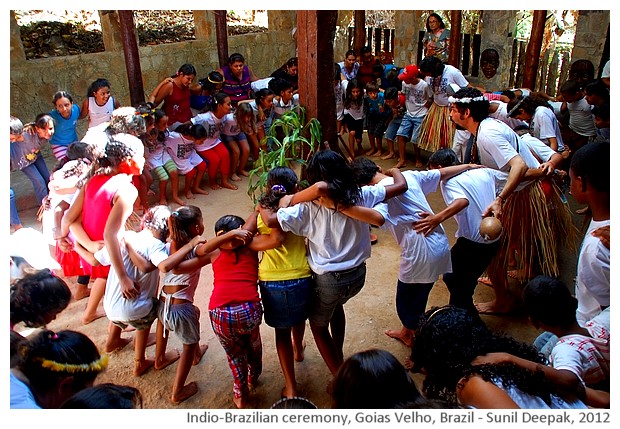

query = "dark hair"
[259,166,299,211]
[591,102,610,121]
[365,81,380,93]
[175,122,207,140]
[428,148,461,168]
[345,49,357,59]
[214,214,245,235]
[305,150,360,208]
[268,77,294,95]
[228,53,245,64]
[411,306,559,407]
[568,59,595,88]
[18,329,105,407]
[570,141,610,193]
[199,70,224,93]
[168,205,202,247]
[426,12,446,31]
[506,95,548,118]
[86,78,111,98]
[480,48,500,67]
[523,276,577,329]
[61,383,143,409]
[560,79,581,95]
[10,269,71,328]
[209,92,231,113]
[331,349,424,408]
[284,57,298,69]
[419,55,445,78]
[350,157,380,186]
[53,141,95,176]
[141,205,171,242]
[52,91,74,105]
[500,89,517,101]
[34,113,54,130]
[255,88,275,107]
[452,87,490,122]
[360,46,372,56]
[271,396,317,409]
[584,80,610,102]
[334,62,342,81]
[344,78,364,109]
[384,87,399,101]
[175,63,197,78]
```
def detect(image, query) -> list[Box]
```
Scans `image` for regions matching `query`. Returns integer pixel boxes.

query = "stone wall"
[571,10,610,69]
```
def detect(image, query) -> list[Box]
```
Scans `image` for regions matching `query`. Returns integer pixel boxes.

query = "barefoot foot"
[230,173,242,182]
[365,149,376,156]
[74,284,90,301]
[105,337,132,353]
[381,152,395,160]
[192,187,210,196]
[385,328,413,347]
[171,382,198,405]
[133,358,154,376]
[233,395,247,409]
[221,181,239,190]
[158,197,168,206]
[475,300,517,315]
[154,349,181,370]
[82,310,106,325]
[172,196,185,206]
[239,170,250,177]
[210,183,222,190]
[294,341,306,362]
[185,191,195,199]
[393,160,407,169]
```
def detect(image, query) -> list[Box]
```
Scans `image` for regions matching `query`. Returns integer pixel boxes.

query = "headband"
[207,75,224,84]
[35,354,109,374]
[507,97,526,117]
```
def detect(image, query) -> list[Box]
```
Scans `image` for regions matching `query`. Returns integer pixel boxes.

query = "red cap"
[398,64,419,81]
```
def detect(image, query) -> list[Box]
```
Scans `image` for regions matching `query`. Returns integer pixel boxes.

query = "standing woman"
[148,63,197,130]
[218,53,260,107]
[338,50,360,81]
[423,13,451,63]
[270,57,299,93]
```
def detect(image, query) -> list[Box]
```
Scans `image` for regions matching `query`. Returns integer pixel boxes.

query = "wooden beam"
[448,10,462,67]
[117,10,145,105]
[354,11,365,54]
[297,10,338,153]
[213,10,229,68]
[522,10,546,90]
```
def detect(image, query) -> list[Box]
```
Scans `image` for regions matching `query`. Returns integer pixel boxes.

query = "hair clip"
[271,184,287,193]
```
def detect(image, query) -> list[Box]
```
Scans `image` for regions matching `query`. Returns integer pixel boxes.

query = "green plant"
[247,107,322,203]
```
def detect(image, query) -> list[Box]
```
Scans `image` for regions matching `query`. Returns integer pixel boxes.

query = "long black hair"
[305,150,360,209]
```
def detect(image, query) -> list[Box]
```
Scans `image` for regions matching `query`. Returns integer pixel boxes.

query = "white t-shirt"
[489,101,527,129]
[519,132,557,163]
[95,230,168,323]
[428,65,469,106]
[251,77,273,92]
[272,93,300,119]
[401,79,433,118]
[531,106,566,151]
[601,60,610,79]
[576,219,610,326]
[452,129,471,162]
[88,96,115,129]
[220,112,241,136]
[277,185,386,275]
[440,168,505,244]
[191,111,223,151]
[371,170,452,283]
[551,308,610,387]
[567,97,597,137]
[165,131,204,175]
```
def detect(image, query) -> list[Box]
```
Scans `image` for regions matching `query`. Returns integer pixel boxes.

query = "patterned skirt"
[416,103,455,153]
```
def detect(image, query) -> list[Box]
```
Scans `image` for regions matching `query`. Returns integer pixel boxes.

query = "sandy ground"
[11,139,583,410]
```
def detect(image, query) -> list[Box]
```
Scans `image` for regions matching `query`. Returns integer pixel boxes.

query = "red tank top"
[209,247,259,309]
[163,81,192,125]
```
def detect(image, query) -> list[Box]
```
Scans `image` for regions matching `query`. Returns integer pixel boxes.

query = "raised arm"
[382,167,407,200]
[439,163,481,181]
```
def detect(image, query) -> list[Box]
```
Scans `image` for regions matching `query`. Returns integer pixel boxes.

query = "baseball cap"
[398,64,419,81]
[10,228,60,271]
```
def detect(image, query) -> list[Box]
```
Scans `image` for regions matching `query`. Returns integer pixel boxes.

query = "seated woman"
[218,53,260,107]
[410,305,587,409]
[270,57,298,93]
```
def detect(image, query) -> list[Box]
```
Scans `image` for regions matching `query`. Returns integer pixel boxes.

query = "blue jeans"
[10,188,21,226]
[20,155,50,203]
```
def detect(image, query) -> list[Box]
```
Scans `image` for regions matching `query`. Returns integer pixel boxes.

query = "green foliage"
[247,107,322,203]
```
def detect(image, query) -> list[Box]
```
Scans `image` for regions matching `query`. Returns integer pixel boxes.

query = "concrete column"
[194,10,216,40]
[99,10,124,52]
[394,10,422,66]
[571,10,610,65]
[10,10,26,63]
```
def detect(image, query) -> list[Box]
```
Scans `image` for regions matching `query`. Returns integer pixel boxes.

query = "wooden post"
[367,27,373,51]
[297,10,338,153]
[417,30,426,64]
[354,11,365,54]
[390,29,395,54]
[383,29,391,55]
[213,10,229,68]
[117,10,145,106]
[374,28,382,55]
[516,41,527,87]
[462,34,471,75]
[448,10,462,67]
[509,38,519,88]
[522,10,546,90]
[471,34,481,77]
[547,49,559,96]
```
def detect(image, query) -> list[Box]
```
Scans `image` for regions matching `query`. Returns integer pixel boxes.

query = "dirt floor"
[10,136,584,410]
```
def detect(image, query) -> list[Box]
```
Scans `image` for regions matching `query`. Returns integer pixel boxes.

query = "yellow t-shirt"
[257,214,311,281]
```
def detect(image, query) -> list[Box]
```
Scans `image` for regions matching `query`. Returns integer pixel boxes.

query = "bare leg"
[191,162,210,195]
[275,328,298,398]
[414,144,423,168]
[381,139,395,160]
[154,320,180,370]
[366,134,376,155]
[74,277,90,301]
[170,342,199,404]
[82,277,106,325]
[475,267,518,314]
[237,138,251,177]
[184,170,196,199]
[158,179,169,205]
[385,325,414,347]
[394,136,407,169]
[348,131,356,161]
[330,304,346,362]
[193,344,208,365]
[228,140,241,181]
[292,322,306,362]
[310,322,343,375]
[372,136,383,156]
[133,327,155,376]
[168,170,185,206]
[105,321,131,352]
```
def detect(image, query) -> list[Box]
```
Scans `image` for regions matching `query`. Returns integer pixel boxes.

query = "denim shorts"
[397,115,424,143]
[259,277,312,328]
[111,298,158,331]
[310,263,366,327]
[385,116,403,142]
[221,132,247,144]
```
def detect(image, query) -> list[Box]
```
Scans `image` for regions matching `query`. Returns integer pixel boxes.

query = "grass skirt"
[416,103,455,153]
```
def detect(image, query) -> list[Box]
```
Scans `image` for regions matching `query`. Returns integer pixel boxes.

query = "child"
[569,142,609,326]
[363,81,390,157]
[395,64,433,168]
[559,79,597,152]
[11,329,106,409]
[584,79,609,108]
[10,115,50,205]
[191,92,238,190]
[507,94,566,152]
[255,167,312,399]
[207,215,262,408]
[342,78,365,159]
[153,206,251,404]
[79,78,121,129]
[268,77,299,146]
[189,70,224,115]
[143,109,184,206]
[591,102,610,143]
[239,88,275,157]
[60,133,145,325]
[24,113,56,143]
[61,383,143,409]
[49,91,81,160]
[381,87,406,161]
[165,123,210,199]
[148,63,196,129]
[220,102,254,180]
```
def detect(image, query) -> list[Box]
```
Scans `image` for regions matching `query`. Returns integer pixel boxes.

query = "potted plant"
[247,107,322,203]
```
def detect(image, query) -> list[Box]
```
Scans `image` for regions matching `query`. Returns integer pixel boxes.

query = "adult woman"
[218,53,260,106]
[411,306,587,409]
[338,49,360,81]
[423,13,450,63]
[148,63,196,129]
[270,57,299,92]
